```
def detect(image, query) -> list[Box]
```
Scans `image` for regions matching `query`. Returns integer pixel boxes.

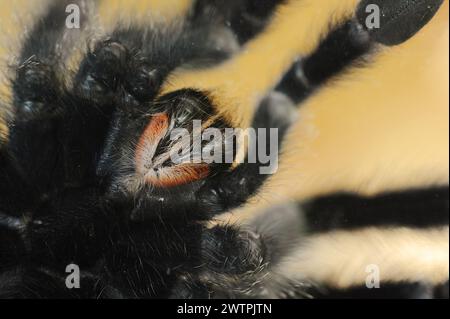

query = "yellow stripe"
[97,0,192,30]
[279,227,449,288]
[0,118,7,144]
[161,0,360,128]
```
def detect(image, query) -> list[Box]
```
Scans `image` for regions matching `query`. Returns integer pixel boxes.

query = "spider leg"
[74,38,142,104]
[276,0,445,105]
[13,56,61,119]
[276,18,372,105]
[170,224,266,299]
[13,0,91,118]
[8,1,96,189]
[172,220,313,299]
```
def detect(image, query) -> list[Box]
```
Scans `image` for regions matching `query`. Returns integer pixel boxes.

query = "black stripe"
[302,187,449,233]
[276,19,372,104]
[315,281,449,299]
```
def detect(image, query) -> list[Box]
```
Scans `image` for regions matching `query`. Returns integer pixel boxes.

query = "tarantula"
[0,0,446,299]
[0,0,303,298]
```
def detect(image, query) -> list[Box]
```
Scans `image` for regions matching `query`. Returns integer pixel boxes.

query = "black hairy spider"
[0,0,300,298]
[0,0,447,299]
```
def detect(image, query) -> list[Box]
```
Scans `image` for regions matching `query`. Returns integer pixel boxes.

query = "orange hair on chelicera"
[135,112,210,188]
